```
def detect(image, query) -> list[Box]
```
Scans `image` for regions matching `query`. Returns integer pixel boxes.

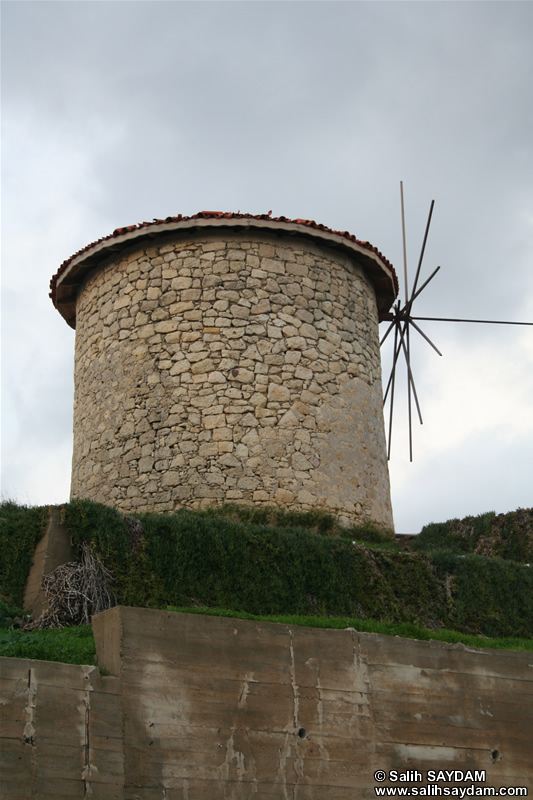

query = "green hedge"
[61,499,440,623]
[430,551,533,639]
[59,499,532,638]
[413,511,496,554]
[487,509,533,562]
[61,500,167,608]
[3,499,530,640]
[414,508,533,563]
[140,510,436,620]
[0,503,49,605]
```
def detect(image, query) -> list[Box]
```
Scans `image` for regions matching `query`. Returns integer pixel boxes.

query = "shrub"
[413,511,496,555]
[4,500,530,643]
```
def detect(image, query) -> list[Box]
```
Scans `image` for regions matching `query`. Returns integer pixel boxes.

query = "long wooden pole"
[411,316,533,326]
[407,200,435,313]
[400,181,409,306]
[387,320,400,460]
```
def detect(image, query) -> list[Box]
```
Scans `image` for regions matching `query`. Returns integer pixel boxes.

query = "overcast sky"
[2,0,532,533]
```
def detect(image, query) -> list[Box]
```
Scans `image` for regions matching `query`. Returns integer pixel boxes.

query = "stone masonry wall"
[71,229,393,527]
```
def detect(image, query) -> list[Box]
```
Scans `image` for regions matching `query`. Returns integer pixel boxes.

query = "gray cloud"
[2,0,532,530]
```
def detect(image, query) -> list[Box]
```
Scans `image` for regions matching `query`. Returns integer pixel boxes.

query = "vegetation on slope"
[1,500,532,667]
[0,599,95,665]
[0,502,49,605]
[413,508,533,562]
[58,499,533,639]
[1,597,531,666]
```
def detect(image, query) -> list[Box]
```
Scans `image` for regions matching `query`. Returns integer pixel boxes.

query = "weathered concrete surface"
[0,657,123,799]
[23,507,73,617]
[94,607,532,799]
[2,607,531,799]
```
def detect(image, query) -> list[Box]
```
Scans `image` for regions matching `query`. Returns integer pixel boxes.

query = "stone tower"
[50,212,398,528]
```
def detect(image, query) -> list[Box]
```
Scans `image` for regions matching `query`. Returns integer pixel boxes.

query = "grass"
[1,603,530,668]
[200,502,398,547]
[0,598,99,666]
[166,606,533,652]
[0,623,96,665]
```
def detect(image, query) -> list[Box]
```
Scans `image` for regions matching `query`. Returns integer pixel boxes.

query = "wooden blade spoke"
[385,187,448,461]
[383,321,404,405]
[399,329,424,426]
[407,200,435,311]
[380,317,397,347]
[409,319,443,356]
[406,323,413,462]
[399,266,441,315]
[400,181,409,305]
[386,322,400,460]
[411,316,533,326]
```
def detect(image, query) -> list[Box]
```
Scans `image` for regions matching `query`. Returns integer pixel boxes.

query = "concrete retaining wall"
[0,658,123,799]
[1,608,531,798]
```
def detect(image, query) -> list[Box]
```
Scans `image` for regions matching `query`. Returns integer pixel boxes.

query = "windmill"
[380,182,533,462]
